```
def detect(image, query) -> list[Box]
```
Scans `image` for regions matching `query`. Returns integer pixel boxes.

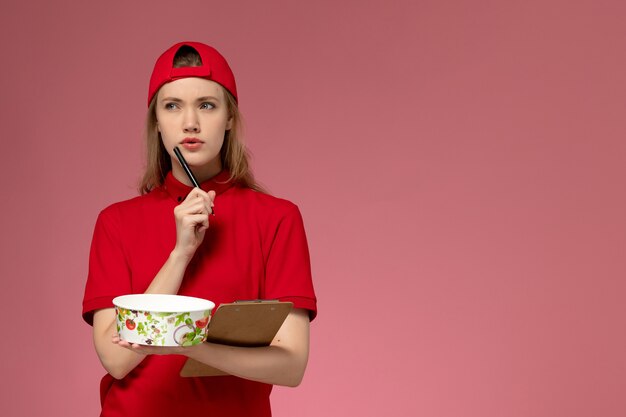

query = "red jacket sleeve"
[263,204,317,320]
[82,206,132,325]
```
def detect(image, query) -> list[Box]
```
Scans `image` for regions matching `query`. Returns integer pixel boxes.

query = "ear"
[156,121,161,133]
[225,116,233,131]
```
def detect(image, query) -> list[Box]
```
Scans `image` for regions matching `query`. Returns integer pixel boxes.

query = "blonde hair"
[139,48,265,194]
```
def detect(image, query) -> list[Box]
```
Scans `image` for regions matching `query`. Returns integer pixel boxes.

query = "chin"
[185,152,215,165]
[191,155,222,171]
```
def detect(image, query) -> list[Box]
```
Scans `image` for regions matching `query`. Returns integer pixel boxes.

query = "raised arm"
[92,188,215,379]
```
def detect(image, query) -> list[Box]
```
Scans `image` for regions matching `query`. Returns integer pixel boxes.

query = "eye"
[164,102,179,110]
[200,102,215,110]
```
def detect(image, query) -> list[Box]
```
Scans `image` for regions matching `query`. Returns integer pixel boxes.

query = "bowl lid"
[112,294,215,312]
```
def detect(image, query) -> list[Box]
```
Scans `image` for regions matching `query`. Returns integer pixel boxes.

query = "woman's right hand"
[173,188,216,259]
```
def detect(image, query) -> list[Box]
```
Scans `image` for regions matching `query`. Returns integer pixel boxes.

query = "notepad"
[180,300,293,377]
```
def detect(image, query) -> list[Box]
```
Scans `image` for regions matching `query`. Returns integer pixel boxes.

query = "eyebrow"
[160,96,221,103]
[196,96,220,102]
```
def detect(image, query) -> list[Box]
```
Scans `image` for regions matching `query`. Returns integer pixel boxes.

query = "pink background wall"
[1,0,624,416]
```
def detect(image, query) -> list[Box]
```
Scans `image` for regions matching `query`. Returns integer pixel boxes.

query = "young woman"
[82,41,317,416]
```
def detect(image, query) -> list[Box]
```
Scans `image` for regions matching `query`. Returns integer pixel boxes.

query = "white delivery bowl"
[113,294,215,347]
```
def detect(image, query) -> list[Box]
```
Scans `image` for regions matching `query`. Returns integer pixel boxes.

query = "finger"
[178,189,214,216]
[176,200,209,216]
[187,195,212,214]
[181,189,206,204]
[197,218,209,232]
[192,188,211,202]
[180,215,210,235]
[115,339,132,349]
[182,213,210,226]
[208,190,216,215]
[189,200,209,215]
[195,215,210,231]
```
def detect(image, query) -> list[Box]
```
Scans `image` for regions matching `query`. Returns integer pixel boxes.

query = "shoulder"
[228,186,302,218]
[96,188,167,224]
[223,187,307,237]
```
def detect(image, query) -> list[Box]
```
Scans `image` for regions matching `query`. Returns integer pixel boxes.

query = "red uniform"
[83,170,317,416]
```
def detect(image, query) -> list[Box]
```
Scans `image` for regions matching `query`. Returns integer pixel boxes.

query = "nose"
[183,109,200,133]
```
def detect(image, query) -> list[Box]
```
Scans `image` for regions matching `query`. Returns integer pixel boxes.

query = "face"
[156,77,233,184]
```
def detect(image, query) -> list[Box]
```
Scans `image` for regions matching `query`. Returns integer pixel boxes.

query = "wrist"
[184,341,210,360]
[169,248,194,265]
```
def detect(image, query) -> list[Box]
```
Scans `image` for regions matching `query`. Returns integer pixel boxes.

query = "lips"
[181,137,204,150]
[181,137,204,144]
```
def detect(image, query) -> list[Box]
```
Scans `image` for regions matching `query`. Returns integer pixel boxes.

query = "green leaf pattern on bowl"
[173,312,210,346]
[115,307,211,346]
